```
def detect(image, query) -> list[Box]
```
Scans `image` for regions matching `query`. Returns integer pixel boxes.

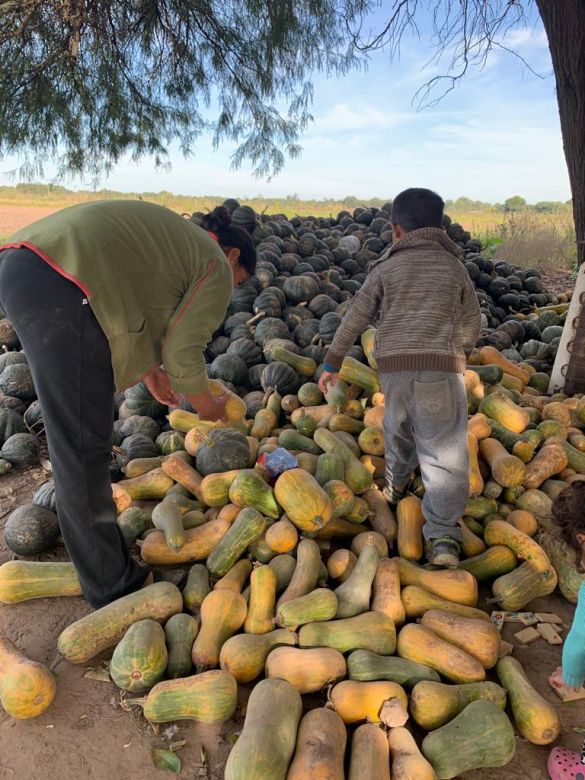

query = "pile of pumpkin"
[2,330,584,779]
[0,201,571,478]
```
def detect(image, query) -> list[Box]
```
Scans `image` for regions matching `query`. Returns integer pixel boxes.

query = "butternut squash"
[142,669,237,724]
[58,582,182,664]
[468,412,492,440]
[326,548,357,582]
[244,565,277,634]
[214,559,253,593]
[287,708,347,780]
[199,469,240,506]
[396,496,425,561]
[161,456,203,499]
[401,585,489,621]
[277,538,321,608]
[458,520,486,558]
[266,646,346,693]
[479,393,530,434]
[349,723,391,780]
[410,680,507,730]
[372,558,405,624]
[421,700,516,778]
[394,558,478,605]
[0,638,56,719]
[397,624,486,683]
[467,432,484,497]
[140,516,231,565]
[191,589,247,670]
[347,649,440,687]
[523,442,569,489]
[219,629,297,684]
[479,438,526,488]
[182,564,210,611]
[275,588,338,628]
[497,657,560,745]
[420,609,500,668]
[0,560,82,604]
[388,726,436,780]
[506,509,538,536]
[491,561,558,611]
[459,546,518,582]
[206,507,268,577]
[323,479,357,518]
[364,488,398,545]
[334,535,379,617]
[117,467,174,500]
[274,469,332,533]
[484,519,551,572]
[351,531,388,558]
[264,517,298,553]
[329,679,408,724]
[224,678,302,780]
[479,346,530,384]
[299,612,396,655]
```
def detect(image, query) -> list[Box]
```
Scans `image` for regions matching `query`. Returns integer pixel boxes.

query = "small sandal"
[548,746,585,779]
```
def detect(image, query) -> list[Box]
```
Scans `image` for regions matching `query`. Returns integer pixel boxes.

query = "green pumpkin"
[4,504,60,555]
[156,430,185,455]
[124,382,167,418]
[0,408,26,446]
[195,428,250,476]
[1,432,40,466]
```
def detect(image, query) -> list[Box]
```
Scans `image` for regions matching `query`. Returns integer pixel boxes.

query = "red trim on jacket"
[0,241,92,297]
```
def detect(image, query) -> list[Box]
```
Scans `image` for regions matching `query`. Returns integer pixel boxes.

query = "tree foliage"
[504,195,527,212]
[0,0,366,178]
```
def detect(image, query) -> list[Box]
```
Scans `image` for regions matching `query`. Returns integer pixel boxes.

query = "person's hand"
[194,391,229,422]
[144,367,183,407]
[318,370,338,395]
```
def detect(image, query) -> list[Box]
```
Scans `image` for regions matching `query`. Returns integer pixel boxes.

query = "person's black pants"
[0,247,147,607]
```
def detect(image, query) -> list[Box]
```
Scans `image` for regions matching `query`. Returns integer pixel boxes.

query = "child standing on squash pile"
[319,188,481,568]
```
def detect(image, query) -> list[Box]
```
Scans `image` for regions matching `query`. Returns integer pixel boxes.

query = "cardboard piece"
[514,627,541,645]
[505,612,539,626]
[536,623,563,645]
[534,612,563,625]
[550,680,585,703]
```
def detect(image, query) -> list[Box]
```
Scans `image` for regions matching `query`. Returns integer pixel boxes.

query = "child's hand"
[319,371,338,394]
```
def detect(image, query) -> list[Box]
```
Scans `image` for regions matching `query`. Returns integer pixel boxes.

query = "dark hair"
[201,206,257,275]
[390,188,445,232]
[553,481,585,553]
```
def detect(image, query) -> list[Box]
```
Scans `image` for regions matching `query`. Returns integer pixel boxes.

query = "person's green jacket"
[3,200,233,394]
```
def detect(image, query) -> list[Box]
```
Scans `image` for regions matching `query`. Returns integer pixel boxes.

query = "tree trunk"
[537,0,585,392]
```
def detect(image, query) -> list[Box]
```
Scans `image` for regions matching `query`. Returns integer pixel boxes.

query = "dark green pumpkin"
[227,338,263,367]
[244,391,265,418]
[0,320,20,349]
[308,294,338,318]
[247,364,267,390]
[0,363,35,401]
[1,432,40,465]
[4,503,60,555]
[195,428,250,476]
[156,430,185,455]
[32,480,57,511]
[282,305,313,330]
[119,415,159,441]
[124,382,167,418]
[207,336,231,360]
[117,507,150,545]
[319,312,342,345]
[283,275,320,304]
[0,408,26,446]
[116,434,159,468]
[253,317,290,348]
[209,354,249,386]
[23,400,43,431]
[293,320,320,348]
[0,351,27,374]
[261,362,299,396]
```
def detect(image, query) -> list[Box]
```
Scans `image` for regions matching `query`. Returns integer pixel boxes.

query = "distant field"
[0,188,576,273]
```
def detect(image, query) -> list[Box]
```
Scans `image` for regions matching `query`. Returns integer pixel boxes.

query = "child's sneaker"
[426,537,460,568]
[382,484,406,507]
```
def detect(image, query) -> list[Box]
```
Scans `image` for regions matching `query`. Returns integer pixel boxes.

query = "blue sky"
[0,6,570,203]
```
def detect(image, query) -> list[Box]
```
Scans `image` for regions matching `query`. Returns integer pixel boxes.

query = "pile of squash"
[0,202,572,476]
[2,328,583,778]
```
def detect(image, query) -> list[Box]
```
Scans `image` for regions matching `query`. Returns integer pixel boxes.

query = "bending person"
[0,202,255,607]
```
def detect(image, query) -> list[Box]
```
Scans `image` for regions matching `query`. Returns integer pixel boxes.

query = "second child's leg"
[407,371,468,556]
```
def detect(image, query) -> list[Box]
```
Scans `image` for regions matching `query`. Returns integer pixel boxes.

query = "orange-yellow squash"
[0,638,56,719]
[274,469,333,533]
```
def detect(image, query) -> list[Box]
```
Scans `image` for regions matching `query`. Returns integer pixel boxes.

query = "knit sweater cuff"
[324,351,344,371]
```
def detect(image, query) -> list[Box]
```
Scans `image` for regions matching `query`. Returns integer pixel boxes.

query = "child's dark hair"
[553,481,585,551]
[201,206,257,275]
[391,188,445,232]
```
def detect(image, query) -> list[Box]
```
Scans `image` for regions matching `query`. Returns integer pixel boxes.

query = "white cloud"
[308,103,412,133]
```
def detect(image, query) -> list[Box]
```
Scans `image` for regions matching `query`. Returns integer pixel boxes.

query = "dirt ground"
[0,467,583,780]
[0,205,59,239]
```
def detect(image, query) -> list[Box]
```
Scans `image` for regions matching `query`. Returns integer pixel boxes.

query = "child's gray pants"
[380,370,469,542]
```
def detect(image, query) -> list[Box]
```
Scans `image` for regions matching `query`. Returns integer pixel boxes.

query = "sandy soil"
[0,205,59,239]
[0,467,583,780]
